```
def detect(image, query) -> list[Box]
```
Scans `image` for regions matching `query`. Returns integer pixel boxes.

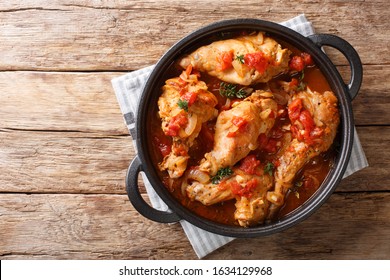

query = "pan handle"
[126,156,180,223]
[308,34,363,100]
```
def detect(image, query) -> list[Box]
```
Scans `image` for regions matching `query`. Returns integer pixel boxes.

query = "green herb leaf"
[235,88,249,99]
[264,162,275,176]
[299,70,305,81]
[219,82,250,99]
[297,71,306,91]
[177,99,189,112]
[211,167,233,184]
[219,82,237,98]
[235,54,245,64]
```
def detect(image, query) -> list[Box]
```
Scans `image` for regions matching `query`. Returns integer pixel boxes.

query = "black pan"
[126,19,362,237]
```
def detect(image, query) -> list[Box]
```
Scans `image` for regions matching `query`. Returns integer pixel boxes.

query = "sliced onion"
[179,71,188,81]
[232,59,246,77]
[184,113,198,136]
[260,108,272,120]
[187,168,210,184]
[180,168,210,195]
[223,98,231,109]
[181,172,189,195]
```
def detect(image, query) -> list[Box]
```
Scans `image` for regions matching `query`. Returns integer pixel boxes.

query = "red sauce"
[147,36,337,226]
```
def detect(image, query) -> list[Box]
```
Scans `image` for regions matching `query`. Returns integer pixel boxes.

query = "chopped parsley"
[177,99,189,112]
[219,82,249,99]
[235,54,245,64]
[211,167,233,184]
[264,162,275,176]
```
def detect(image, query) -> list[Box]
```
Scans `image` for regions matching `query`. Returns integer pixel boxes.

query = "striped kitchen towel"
[111,14,368,259]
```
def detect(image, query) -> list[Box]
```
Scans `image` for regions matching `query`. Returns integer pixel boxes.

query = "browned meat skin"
[158,71,218,178]
[185,167,273,227]
[234,171,273,227]
[186,179,235,206]
[185,90,278,226]
[179,32,291,86]
[199,90,278,176]
[266,88,340,219]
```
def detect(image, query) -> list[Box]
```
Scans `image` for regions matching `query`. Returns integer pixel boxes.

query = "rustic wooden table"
[1,1,389,260]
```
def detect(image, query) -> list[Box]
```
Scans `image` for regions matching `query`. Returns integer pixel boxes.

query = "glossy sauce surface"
[148,40,337,226]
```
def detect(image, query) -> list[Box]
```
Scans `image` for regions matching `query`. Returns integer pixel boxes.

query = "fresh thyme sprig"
[219,82,249,99]
[211,167,233,184]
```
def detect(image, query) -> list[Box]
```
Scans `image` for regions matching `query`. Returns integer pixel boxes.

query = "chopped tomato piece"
[227,116,248,137]
[289,52,314,72]
[289,100,320,145]
[216,50,234,71]
[181,91,198,106]
[231,116,247,128]
[288,98,303,122]
[231,178,258,198]
[289,55,305,72]
[166,111,188,136]
[244,52,270,74]
[238,155,261,175]
[217,180,229,191]
[301,52,313,66]
[299,110,315,132]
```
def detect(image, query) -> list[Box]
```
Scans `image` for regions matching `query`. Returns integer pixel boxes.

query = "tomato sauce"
[147,35,338,226]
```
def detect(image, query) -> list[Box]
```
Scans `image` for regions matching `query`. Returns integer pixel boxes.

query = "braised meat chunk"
[158,66,218,178]
[199,90,278,175]
[151,31,340,228]
[179,32,291,86]
[266,88,340,218]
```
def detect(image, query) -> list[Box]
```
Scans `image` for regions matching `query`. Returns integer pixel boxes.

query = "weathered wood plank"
[0,71,128,134]
[0,130,133,194]
[0,126,387,194]
[0,192,389,259]
[206,192,390,260]
[0,0,388,71]
[0,65,389,136]
[337,126,390,193]
[0,193,194,259]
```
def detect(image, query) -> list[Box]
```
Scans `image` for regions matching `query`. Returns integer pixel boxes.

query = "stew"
[147,31,339,227]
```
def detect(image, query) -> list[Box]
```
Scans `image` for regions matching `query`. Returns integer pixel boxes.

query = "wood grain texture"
[0,126,387,194]
[0,192,389,260]
[0,66,389,134]
[0,0,389,71]
[0,71,128,134]
[0,193,193,259]
[1,0,389,260]
[206,192,390,260]
[0,130,133,194]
